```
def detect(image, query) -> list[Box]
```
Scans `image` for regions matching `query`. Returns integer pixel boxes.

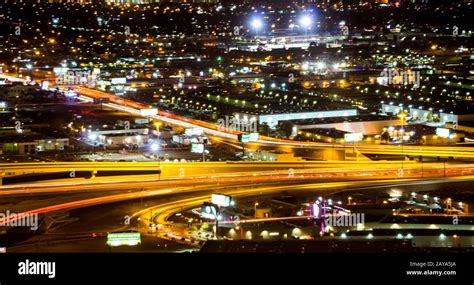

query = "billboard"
[436,128,450,138]
[111,77,127,85]
[211,194,232,207]
[344,133,363,142]
[135,118,149,125]
[185,127,204,136]
[106,232,141,247]
[140,108,158,117]
[41,81,49,90]
[66,89,77,98]
[201,203,218,220]
[191,143,204,153]
[239,133,259,143]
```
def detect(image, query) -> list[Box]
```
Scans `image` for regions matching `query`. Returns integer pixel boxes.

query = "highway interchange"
[2,160,474,251]
[1,82,474,252]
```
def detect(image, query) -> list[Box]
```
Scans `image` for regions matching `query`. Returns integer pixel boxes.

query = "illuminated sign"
[106,232,141,247]
[310,202,321,218]
[185,127,204,136]
[54,68,99,86]
[344,133,363,142]
[436,128,450,138]
[41,81,49,90]
[239,133,259,143]
[191,143,204,154]
[211,194,232,207]
[140,108,158,117]
[201,203,218,220]
[66,89,77,98]
[111,78,127,85]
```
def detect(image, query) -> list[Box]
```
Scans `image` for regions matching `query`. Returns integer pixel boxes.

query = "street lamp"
[235,225,243,239]
[299,15,312,36]
[300,15,312,28]
[254,202,259,219]
[26,64,33,82]
[151,142,159,152]
[151,142,159,158]
[446,198,452,210]
[251,18,263,37]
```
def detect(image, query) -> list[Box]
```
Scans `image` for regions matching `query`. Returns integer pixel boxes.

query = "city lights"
[151,143,159,152]
[299,15,312,29]
[0,1,472,278]
[251,18,263,34]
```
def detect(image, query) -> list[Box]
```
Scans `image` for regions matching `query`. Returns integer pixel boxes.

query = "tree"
[427,113,434,122]
[259,122,270,136]
[279,121,294,138]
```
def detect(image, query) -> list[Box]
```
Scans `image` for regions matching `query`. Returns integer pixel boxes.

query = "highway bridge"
[1,160,423,176]
[72,86,474,159]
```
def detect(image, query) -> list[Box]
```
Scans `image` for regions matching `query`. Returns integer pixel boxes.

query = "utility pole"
[202,137,208,162]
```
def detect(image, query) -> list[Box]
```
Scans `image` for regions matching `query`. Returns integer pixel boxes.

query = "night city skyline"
[0,0,473,282]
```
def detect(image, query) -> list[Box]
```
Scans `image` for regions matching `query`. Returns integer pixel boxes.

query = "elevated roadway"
[72,86,474,159]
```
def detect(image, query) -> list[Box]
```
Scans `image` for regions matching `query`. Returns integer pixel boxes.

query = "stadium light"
[251,18,263,32]
[251,18,263,37]
[299,15,312,29]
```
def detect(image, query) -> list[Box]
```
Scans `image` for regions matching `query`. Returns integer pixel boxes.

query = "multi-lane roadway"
[71,86,474,159]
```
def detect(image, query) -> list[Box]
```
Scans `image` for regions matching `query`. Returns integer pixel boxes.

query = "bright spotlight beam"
[299,15,312,28]
[252,18,263,30]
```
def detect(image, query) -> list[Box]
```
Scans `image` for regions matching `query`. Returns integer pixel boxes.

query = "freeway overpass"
[71,86,474,159]
[0,160,454,177]
[1,160,474,188]
[5,175,474,251]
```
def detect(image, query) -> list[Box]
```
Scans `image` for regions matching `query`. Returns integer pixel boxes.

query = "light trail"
[2,163,474,195]
[71,86,474,158]
[137,176,474,240]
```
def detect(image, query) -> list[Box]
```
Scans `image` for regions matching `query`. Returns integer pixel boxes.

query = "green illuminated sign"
[191,143,204,153]
[107,232,141,247]
[239,133,259,143]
